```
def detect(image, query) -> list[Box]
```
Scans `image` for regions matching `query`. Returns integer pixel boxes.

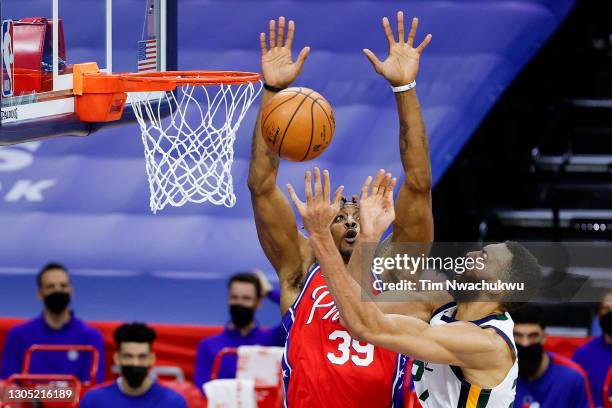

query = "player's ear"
[113,351,120,366]
[150,351,156,366]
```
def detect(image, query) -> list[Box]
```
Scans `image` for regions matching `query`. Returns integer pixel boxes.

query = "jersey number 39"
[327,330,374,367]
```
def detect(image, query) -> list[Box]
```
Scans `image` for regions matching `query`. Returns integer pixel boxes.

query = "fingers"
[372,171,391,195]
[260,32,267,56]
[407,16,418,47]
[361,176,373,201]
[286,183,304,209]
[295,46,311,72]
[379,172,392,195]
[269,20,276,50]
[277,16,285,47]
[371,169,385,195]
[323,169,331,203]
[285,20,295,49]
[382,17,396,46]
[313,167,323,198]
[333,185,345,208]
[397,11,405,44]
[416,33,432,54]
[304,170,313,203]
[363,49,382,73]
[367,170,395,197]
[384,177,398,199]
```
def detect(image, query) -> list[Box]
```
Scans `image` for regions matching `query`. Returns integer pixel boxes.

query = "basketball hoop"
[73,63,262,213]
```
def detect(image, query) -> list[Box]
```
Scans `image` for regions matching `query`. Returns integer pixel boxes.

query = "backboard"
[0,0,176,144]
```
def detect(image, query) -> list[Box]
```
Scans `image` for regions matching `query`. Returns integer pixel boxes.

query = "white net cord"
[129,81,261,213]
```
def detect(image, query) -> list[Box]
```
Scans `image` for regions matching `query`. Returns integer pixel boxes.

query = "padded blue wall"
[0,0,575,324]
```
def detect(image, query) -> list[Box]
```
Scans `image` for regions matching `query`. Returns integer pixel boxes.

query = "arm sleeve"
[570,372,594,408]
[267,286,281,305]
[1,329,23,379]
[194,341,213,394]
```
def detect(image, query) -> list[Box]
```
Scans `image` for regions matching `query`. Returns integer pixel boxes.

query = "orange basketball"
[261,87,335,162]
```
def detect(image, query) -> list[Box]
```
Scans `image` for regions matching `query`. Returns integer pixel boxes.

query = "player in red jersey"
[248,11,432,408]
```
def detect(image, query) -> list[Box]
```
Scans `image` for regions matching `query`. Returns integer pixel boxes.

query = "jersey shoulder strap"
[282,263,321,332]
[475,312,517,356]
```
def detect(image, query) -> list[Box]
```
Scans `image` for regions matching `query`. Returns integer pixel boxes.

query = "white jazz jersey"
[412,303,518,408]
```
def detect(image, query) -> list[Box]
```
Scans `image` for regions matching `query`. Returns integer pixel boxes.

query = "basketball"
[261,87,335,162]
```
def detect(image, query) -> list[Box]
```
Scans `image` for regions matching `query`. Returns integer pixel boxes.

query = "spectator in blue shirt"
[513,305,594,408]
[194,271,284,392]
[574,291,612,408]
[1,263,105,383]
[80,323,187,408]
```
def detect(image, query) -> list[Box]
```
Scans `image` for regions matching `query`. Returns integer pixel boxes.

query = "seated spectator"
[194,271,284,391]
[513,305,593,408]
[1,263,104,383]
[80,323,187,408]
[573,290,612,408]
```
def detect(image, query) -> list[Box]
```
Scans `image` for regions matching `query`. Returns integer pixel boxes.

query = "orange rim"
[74,63,260,95]
[72,63,261,123]
[122,71,261,87]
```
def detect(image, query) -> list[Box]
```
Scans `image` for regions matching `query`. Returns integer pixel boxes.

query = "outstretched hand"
[364,11,432,87]
[359,170,397,239]
[260,17,310,89]
[287,168,344,236]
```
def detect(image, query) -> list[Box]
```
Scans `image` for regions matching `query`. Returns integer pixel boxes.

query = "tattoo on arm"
[399,119,409,157]
[418,115,429,151]
[250,125,280,170]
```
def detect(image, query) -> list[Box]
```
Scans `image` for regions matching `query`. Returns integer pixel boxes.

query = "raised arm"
[363,12,433,244]
[346,170,444,319]
[248,17,311,312]
[288,169,508,369]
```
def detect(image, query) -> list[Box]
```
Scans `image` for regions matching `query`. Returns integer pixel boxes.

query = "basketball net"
[128,82,261,213]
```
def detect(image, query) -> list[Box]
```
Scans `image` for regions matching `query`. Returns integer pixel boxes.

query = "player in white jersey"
[286,168,541,408]
[411,303,518,407]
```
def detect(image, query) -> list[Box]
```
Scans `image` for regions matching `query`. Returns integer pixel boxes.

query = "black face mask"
[121,365,149,389]
[516,343,544,379]
[230,305,255,328]
[600,311,612,335]
[43,292,71,314]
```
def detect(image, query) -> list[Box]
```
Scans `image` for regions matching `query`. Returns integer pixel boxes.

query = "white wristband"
[391,81,416,93]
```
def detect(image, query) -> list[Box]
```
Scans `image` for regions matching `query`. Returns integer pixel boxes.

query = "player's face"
[228,281,259,309]
[115,342,155,368]
[513,323,545,347]
[463,243,512,282]
[451,243,513,302]
[37,269,72,298]
[329,205,360,259]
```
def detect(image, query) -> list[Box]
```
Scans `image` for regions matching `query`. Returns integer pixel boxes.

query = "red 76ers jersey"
[281,264,407,408]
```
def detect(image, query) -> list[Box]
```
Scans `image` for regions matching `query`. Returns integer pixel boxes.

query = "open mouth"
[344,229,358,244]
